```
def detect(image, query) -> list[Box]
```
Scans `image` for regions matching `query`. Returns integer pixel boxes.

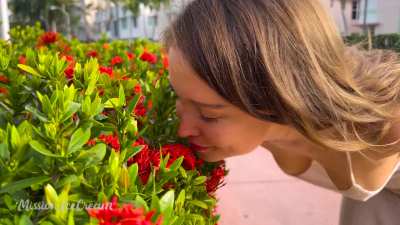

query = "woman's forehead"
[168,47,230,108]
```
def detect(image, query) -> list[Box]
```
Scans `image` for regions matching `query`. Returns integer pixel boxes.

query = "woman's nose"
[177,115,200,138]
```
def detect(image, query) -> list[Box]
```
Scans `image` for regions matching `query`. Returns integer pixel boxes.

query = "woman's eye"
[200,114,219,123]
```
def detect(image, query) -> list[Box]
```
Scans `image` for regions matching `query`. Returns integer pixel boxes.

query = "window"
[351,0,360,20]
[148,15,158,27]
[122,17,127,29]
[132,16,137,28]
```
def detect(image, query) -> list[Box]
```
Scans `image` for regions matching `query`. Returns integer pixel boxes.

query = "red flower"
[103,43,110,50]
[0,75,9,84]
[86,138,97,147]
[64,65,74,80]
[99,66,113,78]
[147,100,153,111]
[134,96,147,117]
[18,55,26,65]
[87,196,162,225]
[139,51,157,64]
[133,84,142,94]
[127,138,161,184]
[162,55,169,69]
[87,50,98,58]
[99,134,120,151]
[206,165,226,194]
[161,144,197,170]
[98,88,105,97]
[126,51,135,60]
[111,56,123,66]
[0,87,8,95]
[38,32,58,45]
[63,55,74,63]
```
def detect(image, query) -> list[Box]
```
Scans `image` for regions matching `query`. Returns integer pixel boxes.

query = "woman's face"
[168,47,274,162]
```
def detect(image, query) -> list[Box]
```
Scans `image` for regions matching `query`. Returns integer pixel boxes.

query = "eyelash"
[200,114,219,123]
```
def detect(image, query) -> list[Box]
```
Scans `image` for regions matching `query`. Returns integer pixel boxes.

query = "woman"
[162,0,400,224]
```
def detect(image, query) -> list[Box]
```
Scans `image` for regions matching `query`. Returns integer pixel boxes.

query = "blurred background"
[1,0,400,224]
[1,0,400,41]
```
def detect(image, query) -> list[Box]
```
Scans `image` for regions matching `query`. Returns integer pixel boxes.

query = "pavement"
[216,146,342,225]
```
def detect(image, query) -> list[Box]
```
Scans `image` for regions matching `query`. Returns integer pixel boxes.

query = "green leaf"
[18,215,34,225]
[175,190,185,211]
[44,184,59,207]
[67,128,91,154]
[134,196,149,212]
[29,140,61,157]
[0,142,10,162]
[193,176,207,185]
[91,95,104,116]
[127,94,141,115]
[128,163,138,188]
[25,105,48,122]
[10,126,21,151]
[123,145,143,163]
[17,64,43,77]
[37,92,53,117]
[169,156,183,171]
[67,209,75,225]
[160,190,174,224]
[104,98,122,109]
[85,71,99,96]
[150,193,160,211]
[190,200,208,209]
[76,143,106,165]
[0,176,51,194]
[60,102,81,123]
[119,85,126,107]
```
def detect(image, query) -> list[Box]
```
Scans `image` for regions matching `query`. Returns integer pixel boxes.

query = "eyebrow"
[190,99,226,109]
[169,83,226,109]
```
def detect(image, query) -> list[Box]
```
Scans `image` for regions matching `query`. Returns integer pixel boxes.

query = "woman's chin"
[196,151,226,162]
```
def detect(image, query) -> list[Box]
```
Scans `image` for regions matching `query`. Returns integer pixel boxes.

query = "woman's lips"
[189,143,209,152]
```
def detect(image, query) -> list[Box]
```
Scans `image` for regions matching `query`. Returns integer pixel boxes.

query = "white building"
[92,0,400,41]
[92,0,191,41]
[322,0,400,35]
[0,0,10,40]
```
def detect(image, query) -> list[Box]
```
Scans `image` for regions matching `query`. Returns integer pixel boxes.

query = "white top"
[296,152,400,201]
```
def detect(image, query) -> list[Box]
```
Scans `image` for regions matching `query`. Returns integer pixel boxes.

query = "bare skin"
[168,47,400,192]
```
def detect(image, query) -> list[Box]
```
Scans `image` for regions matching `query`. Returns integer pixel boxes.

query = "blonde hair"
[162,0,400,153]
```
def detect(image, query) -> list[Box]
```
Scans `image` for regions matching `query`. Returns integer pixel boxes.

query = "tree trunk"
[0,0,10,40]
[363,0,369,35]
[340,0,348,36]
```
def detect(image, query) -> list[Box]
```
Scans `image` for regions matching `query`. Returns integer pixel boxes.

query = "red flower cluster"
[87,196,162,225]
[126,52,135,60]
[161,144,197,170]
[99,66,113,78]
[0,75,9,84]
[86,138,97,147]
[38,31,58,46]
[103,43,110,50]
[111,56,124,66]
[127,138,160,184]
[139,51,157,64]
[99,134,121,151]
[134,96,147,117]
[206,165,226,194]
[0,87,8,95]
[18,55,26,65]
[62,55,75,80]
[162,55,168,69]
[133,84,142,95]
[127,139,199,184]
[87,50,98,58]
